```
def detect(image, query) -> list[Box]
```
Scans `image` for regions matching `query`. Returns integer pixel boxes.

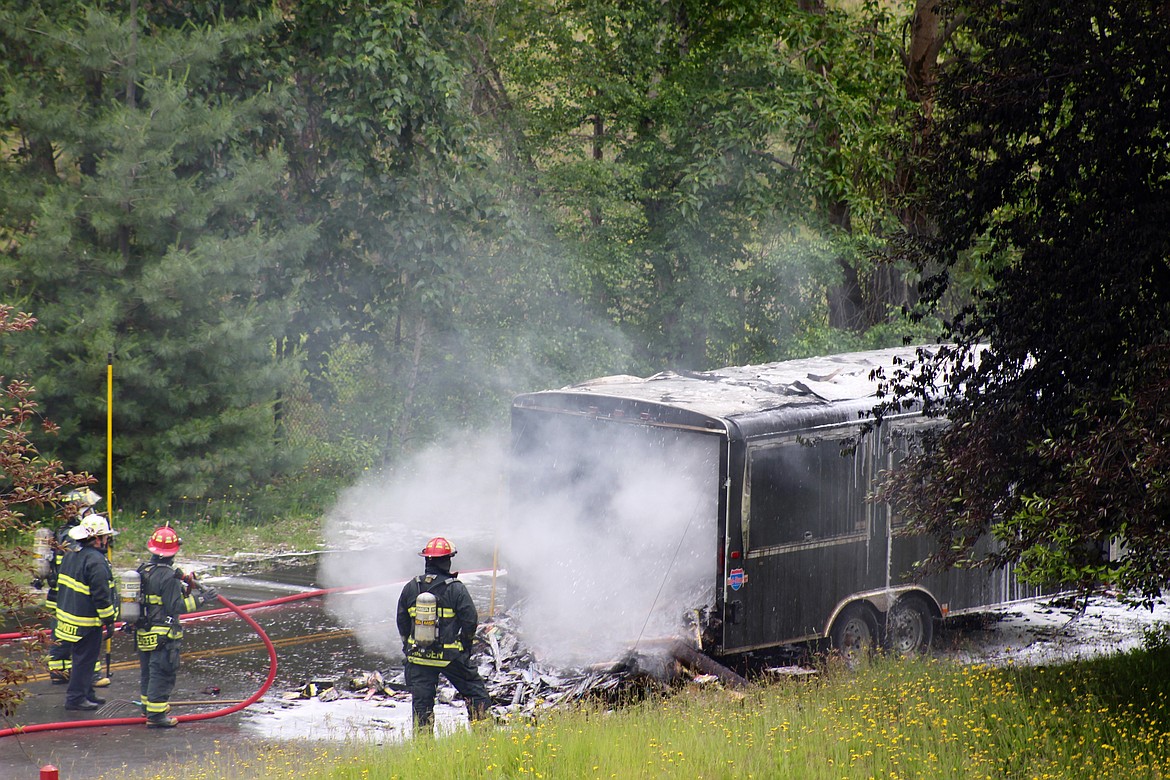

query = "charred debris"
[281,608,813,720]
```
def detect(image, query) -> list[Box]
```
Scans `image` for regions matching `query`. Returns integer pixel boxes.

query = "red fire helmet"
[147,525,182,557]
[419,536,457,558]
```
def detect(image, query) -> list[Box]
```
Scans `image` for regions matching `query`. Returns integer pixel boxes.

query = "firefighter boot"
[469,699,492,726]
[147,705,179,728]
[413,710,434,738]
[93,675,111,688]
[49,670,69,685]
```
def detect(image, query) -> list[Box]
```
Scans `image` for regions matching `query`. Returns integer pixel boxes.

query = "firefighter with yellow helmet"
[42,489,110,686]
[134,524,217,728]
[396,536,491,732]
[54,514,119,710]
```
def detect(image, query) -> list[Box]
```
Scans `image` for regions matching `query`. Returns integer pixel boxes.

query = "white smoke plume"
[318,431,507,658]
[320,423,719,669]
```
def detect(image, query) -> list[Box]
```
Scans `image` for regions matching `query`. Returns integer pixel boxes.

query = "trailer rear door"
[509,406,725,659]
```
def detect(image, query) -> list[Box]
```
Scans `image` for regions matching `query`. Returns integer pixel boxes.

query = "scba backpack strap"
[136,562,158,629]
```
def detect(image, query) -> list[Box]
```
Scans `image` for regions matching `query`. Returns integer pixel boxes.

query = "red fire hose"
[0,584,358,643]
[0,594,276,738]
[0,567,501,737]
[0,568,497,643]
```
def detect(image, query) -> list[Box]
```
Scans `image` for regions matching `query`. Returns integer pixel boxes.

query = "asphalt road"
[0,562,417,780]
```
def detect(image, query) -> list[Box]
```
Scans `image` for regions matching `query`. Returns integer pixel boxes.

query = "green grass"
[110,646,1170,780]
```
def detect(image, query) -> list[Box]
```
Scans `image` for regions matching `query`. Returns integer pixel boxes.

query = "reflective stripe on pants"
[139,640,181,715]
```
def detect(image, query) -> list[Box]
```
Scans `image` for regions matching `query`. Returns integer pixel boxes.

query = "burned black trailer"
[509,345,1040,662]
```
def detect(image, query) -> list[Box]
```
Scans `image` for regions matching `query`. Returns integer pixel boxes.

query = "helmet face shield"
[63,488,102,507]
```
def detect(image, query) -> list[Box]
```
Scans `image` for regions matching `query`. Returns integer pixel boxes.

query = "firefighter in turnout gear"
[54,514,119,711]
[396,536,491,732]
[44,489,110,686]
[135,524,217,728]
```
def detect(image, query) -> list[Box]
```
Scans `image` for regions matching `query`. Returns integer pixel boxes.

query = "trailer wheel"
[884,595,934,655]
[830,604,877,667]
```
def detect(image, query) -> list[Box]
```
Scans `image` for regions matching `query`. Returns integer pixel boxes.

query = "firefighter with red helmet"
[396,536,491,733]
[134,524,217,728]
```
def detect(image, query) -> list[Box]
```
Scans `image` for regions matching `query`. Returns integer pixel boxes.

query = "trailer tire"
[830,604,878,667]
[884,594,934,655]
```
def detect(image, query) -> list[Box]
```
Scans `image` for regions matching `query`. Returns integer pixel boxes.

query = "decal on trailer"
[728,568,747,591]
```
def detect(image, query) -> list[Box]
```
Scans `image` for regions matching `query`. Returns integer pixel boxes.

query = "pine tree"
[0,3,313,507]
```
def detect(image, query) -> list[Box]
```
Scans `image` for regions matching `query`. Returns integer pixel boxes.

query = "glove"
[103,622,115,640]
[32,578,44,590]
[199,584,219,602]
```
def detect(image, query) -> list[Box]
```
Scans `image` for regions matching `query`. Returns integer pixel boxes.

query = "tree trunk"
[827,0,959,330]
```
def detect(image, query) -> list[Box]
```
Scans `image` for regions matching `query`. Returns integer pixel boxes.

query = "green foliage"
[876,0,1170,597]
[1002,495,1117,591]
[1142,623,1170,654]
[266,0,629,469]
[0,0,942,512]
[492,0,915,369]
[0,306,92,716]
[995,353,1170,600]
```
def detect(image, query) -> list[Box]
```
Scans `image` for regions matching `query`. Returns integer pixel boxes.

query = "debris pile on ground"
[475,611,636,720]
[280,669,410,705]
[279,608,728,719]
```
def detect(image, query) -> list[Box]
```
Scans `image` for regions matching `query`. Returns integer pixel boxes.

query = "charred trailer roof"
[512,344,937,438]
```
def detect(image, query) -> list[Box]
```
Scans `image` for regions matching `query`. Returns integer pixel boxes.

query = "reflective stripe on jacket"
[396,573,478,668]
[137,560,199,646]
[54,545,116,642]
[45,523,79,606]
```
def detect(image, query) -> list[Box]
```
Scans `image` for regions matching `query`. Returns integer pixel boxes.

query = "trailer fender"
[824,587,943,641]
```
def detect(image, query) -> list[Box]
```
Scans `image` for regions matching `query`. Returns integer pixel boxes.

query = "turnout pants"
[139,639,181,718]
[63,629,102,707]
[405,652,490,727]
[47,636,71,677]
[48,640,102,678]
[46,616,102,679]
